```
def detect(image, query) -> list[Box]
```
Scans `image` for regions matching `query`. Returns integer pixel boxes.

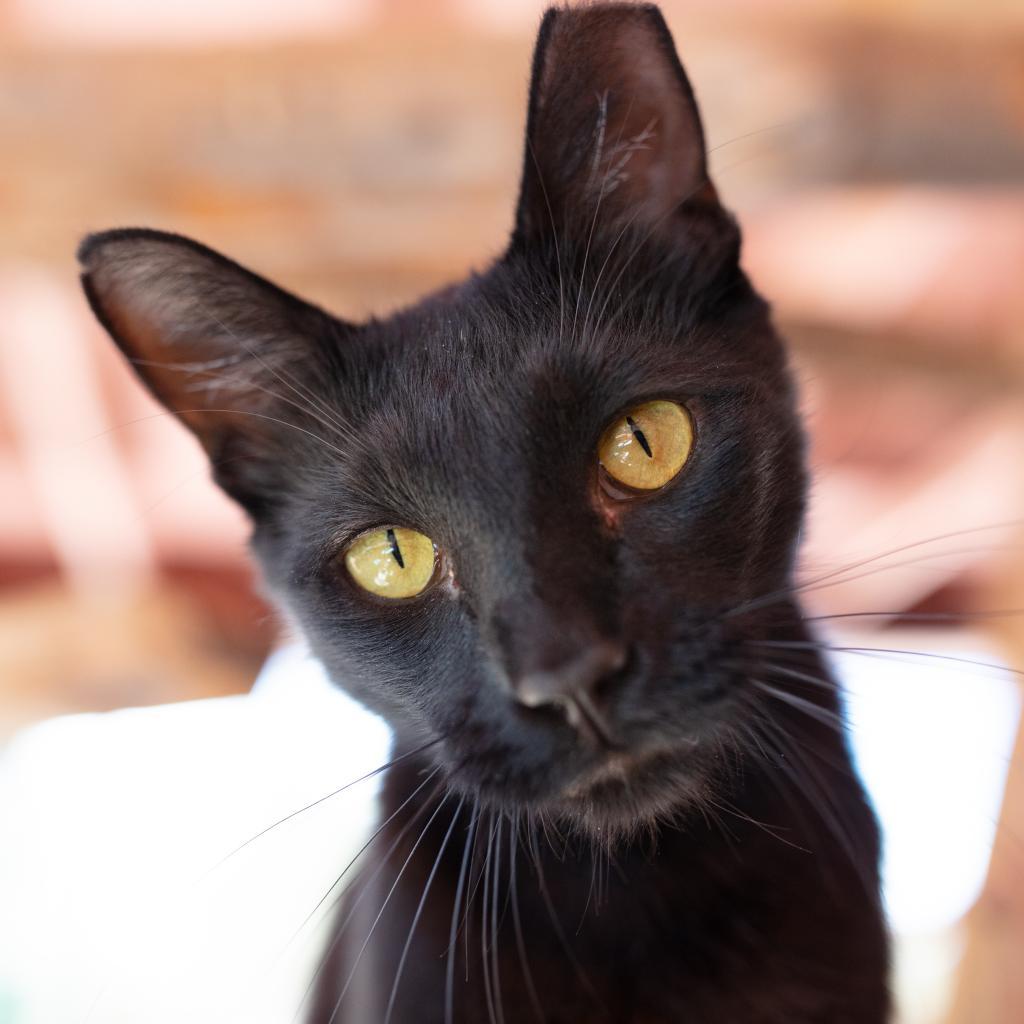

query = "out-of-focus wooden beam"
[3,17,1024,320]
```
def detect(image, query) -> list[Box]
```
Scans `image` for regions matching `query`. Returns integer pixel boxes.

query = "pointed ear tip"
[532,3,680,72]
[541,2,667,28]
[605,3,674,40]
[76,231,109,272]
[76,228,148,274]
[76,227,194,274]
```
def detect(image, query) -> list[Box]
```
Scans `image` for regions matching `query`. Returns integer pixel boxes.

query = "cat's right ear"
[78,228,349,515]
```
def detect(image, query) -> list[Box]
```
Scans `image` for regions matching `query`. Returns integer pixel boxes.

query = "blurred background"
[1,0,1023,1022]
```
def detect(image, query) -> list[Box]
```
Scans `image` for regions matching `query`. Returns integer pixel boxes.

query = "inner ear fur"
[79,228,345,511]
[512,3,717,250]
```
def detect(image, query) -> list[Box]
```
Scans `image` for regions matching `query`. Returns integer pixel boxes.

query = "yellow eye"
[344,527,436,599]
[598,399,693,491]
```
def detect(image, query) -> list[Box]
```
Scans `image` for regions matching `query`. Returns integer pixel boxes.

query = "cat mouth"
[548,689,621,750]
[560,750,637,799]
[554,733,703,812]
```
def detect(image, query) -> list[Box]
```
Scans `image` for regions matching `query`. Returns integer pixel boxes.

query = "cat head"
[79,3,805,839]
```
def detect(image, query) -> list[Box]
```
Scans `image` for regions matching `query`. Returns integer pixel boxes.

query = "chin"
[547,742,718,843]
[449,733,718,847]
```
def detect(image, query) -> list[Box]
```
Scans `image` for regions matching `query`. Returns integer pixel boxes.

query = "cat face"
[79,4,806,838]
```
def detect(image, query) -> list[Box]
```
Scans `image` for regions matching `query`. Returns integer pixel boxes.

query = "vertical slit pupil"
[386,528,405,568]
[626,416,653,459]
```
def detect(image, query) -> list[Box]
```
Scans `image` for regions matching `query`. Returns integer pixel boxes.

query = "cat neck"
[310,695,882,1024]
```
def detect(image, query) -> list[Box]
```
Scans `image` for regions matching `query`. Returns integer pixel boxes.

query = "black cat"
[79,3,889,1021]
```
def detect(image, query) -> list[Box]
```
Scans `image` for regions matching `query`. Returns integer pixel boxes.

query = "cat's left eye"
[344,527,437,599]
[598,399,693,492]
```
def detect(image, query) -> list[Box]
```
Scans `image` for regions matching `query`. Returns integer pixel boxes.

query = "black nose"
[513,641,629,746]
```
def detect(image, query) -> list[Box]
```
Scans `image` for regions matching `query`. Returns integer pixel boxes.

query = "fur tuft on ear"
[79,228,346,513]
[512,3,716,250]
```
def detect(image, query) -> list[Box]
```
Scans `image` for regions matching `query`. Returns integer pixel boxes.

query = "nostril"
[592,642,634,701]
[512,642,632,756]
[514,640,628,709]
[597,640,629,678]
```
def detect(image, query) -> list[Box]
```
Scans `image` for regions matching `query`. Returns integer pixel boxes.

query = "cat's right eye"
[344,527,437,599]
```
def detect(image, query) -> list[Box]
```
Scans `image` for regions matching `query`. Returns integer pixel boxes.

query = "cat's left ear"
[511,3,717,250]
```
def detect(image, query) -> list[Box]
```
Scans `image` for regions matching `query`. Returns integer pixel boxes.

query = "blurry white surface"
[0,646,390,1024]
[0,634,1018,1023]
[840,638,1021,934]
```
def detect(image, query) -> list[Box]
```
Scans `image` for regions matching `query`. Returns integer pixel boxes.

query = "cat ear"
[512,4,715,249]
[78,228,345,514]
